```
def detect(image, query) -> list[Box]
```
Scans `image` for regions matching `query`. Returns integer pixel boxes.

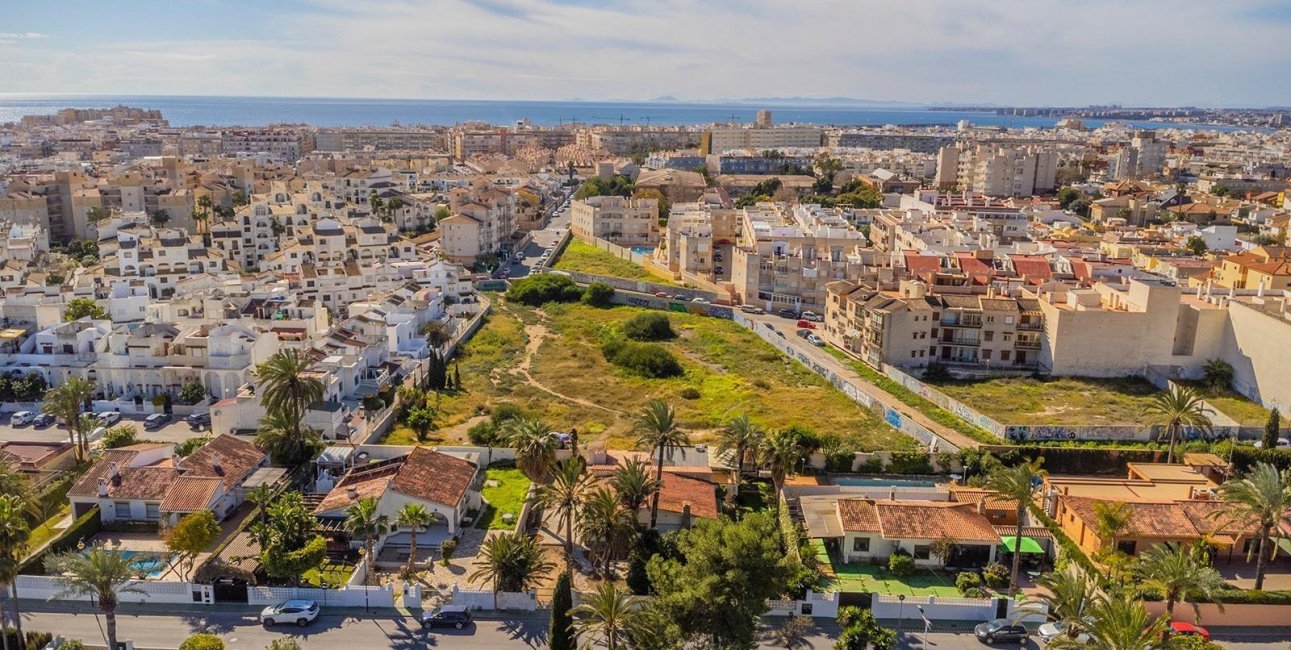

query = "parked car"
[776,308,798,319]
[654,291,670,298]
[1038,620,1091,645]
[421,605,472,630]
[186,412,211,429]
[88,426,108,442]
[800,311,824,322]
[33,413,56,428]
[691,297,710,304]
[806,334,825,347]
[95,411,122,426]
[796,328,813,339]
[796,319,816,329]
[974,619,1028,645]
[9,411,34,426]
[1167,622,1210,640]
[260,600,319,627]
[144,413,172,430]
[739,305,765,314]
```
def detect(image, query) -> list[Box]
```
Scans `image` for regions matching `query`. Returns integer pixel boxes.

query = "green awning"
[1000,536,1044,554]
[1279,537,1291,556]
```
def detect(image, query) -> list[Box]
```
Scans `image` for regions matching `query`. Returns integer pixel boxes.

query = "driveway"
[0,415,211,446]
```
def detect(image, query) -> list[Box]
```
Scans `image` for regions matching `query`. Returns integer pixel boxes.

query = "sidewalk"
[3,596,549,623]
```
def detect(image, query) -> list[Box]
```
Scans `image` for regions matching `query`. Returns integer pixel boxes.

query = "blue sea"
[0,95,1262,132]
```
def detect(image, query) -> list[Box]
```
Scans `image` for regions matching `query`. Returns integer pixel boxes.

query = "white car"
[96,411,122,426]
[261,599,319,627]
[9,411,35,426]
[1038,620,1091,645]
[800,311,824,322]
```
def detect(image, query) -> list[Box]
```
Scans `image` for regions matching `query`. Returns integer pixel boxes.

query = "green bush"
[176,436,211,457]
[962,587,989,599]
[982,562,1009,589]
[100,424,138,449]
[825,450,857,473]
[59,640,85,650]
[622,312,676,341]
[467,421,499,446]
[856,457,885,474]
[679,387,701,400]
[582,282,615,307]
[887,551,915,577]
[179,633,226,650]
[440,538,458,566]
[506,274,583,306]
[601,339,682,378]
[266,640,303,650]
[956,571,982,594]
[887,450,933,475]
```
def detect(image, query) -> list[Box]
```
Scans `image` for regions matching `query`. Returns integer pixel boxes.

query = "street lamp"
[897,594,905,633]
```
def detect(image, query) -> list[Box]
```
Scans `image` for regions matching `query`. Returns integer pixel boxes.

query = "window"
[852,537,870,553]
[986,316,995,323]
[984,331,994,342]
[114,501,131,519]
[1004,316,1015,324]
[145,503,160,520]
[913,545,931,560]
[1001,351,1012,361]
[983,350,992,361]
[1117,540,1137,556]
[911,351,917,358]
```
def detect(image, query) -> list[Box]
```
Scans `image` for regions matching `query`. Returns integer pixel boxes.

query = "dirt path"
[510,316,627,416]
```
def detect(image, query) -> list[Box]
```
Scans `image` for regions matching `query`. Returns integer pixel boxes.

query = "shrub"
[962,587,989,599]
[176,436,210,457]
[679,387,701,400]
[956,571,982,594]
[178,380,207,403]
[440,538,458,566]
[887,450,933,475]
[825,450,856,473]
[622,312,676,341]
[506,274,583,306]
[100,424,139,449]
[602,339,683,378]
[59,641,86,650]
[752,377,771,390]
[490,402,525,425]
[582,282,615,307]
[982,562,1009,589]
[467,421,499,446]
[266,640,303,650]
[856,457,885,474]
[549,571,575,650]
[887,551,915,577]
[179,633,226,650]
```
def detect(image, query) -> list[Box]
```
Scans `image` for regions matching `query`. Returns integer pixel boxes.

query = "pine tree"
[426,350,447,391]
[453,363,462,392]
[1263,408,1282,449]
[548,570,575,650]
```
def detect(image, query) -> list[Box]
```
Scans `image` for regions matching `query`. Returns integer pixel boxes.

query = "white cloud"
[0,32,47,39]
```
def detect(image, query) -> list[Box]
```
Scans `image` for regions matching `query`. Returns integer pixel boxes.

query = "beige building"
[659,203,741,280]
[701,126,824,155]
[730,203,871,311]
[935,143,1058,197]
[570,196,660,247]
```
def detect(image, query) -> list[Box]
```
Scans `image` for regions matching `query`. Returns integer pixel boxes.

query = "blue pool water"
[630,247,654,256]
[114,550,169,577]
[831,477,937,488]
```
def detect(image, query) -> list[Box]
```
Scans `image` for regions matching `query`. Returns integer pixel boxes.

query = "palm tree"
[571,582,645,650]
[609,458,658,522]
[1024,565,1101,641]
[0,495,32,650]
[255,410,324,467]
[1145,385,1213,464]
[0,459,31,504]
[254,349,326,426]
[1135,542,1225,619]
[634,400,690,529]
[45,549,148,650]
[195,194,213,235]
[505,417,559,483]
[42,376,95,461]
[1050,597,1168,650]
[395,503,436,576]
[469,532,554,608]
[985,457,1047,597]
[1092,500,1133,551]
[344,497,390,587]
[716,414,763,480]
[578,487,637,573]
[1202,358,1234,391]
[536,457,591,565]
[759,429,804,503]
[1215,462,1291,591]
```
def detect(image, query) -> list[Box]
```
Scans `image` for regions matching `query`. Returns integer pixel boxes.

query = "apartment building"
[659,202,741,280]
[96,322,277,400]
[580,129,697,156]
[438,185,521,263]
[570,196,660,247]
[1108,132,1168,180]
[315,128,448,152]
[934,143,1058,197]
[729,203,871,310]
[1210,246,1291,291]
[700,126,824,155]
[829,132,956,154]
[221,129,313,162]
[105,228,230,298]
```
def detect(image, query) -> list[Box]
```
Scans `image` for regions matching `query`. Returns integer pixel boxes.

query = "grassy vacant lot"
[1178,381,1286,427]
[553,239,675,285]
[476,465,531,530]
[932,376,1163,426]
[400,299,915,452]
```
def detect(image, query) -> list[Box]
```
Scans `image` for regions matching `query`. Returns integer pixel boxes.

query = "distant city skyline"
[2,0,1290,106]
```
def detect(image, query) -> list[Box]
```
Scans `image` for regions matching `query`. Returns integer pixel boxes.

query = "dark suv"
[421,605,472,630]
[974,618,1027,644]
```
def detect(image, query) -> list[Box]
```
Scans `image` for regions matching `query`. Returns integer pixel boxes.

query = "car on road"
[421,604,472,630]
[9,411,34,426]
[186,412,211,429]
[261,599,319,627]
[796,328,813,339]
[95,411,122,426]
[33,413,56,428]
[739,305,764,314]
[974,619,1028,645]
[800,311,824,322]
[144,413,172,430]
[1037,620,1091,645]
[806,334,825,347]
[653,291,670,298]
[1167,622,1210,640]
[691,297,710,304]
[776,308,797,319]
[796,319,816,329]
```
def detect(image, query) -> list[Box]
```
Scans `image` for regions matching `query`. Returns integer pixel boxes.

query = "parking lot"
[0,412,212,446]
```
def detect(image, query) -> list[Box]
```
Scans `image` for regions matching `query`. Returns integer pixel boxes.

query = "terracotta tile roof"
[838,499,881,532]
[0,441,72,470]
[159,476,222,512]
[178,435,266,490]
[904,253,942,274]
[875,501,1001,544]
[1061,495,1224,540]
[948,486,1018,511]
[655,472,719,520]
[68,455,181,501]
[315,447,478,514]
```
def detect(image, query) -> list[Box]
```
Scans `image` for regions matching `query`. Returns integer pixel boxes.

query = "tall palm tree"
[716,414,764,480]
[0,495,31,650]
[985,457,1047,597]
[0,459,31,504]
[609,458,658,522]
[395,503,436,577]
[634,400,690,529]
[1050,597,1168,650]
[1215,462,1291,591]
[1092,500,1133,551]
[255,410,324,467]
[344,497,390,587]
[469,532,554,607]
[254,348,326,430]
[1145,385,1213,464]
[1024,565,1101,641]
[759,429,804,503]
[571,582,645,650]
[536,457,591,565]
[46,549,148,650]
[42,376,95,462]
[578,487,637,573]
[1135,542,1226,619]
[505,417,559,483]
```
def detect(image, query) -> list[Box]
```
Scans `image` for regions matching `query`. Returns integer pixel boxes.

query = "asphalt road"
[15,607,1291,650]
[507,199,570,280]
[0,414,208,446]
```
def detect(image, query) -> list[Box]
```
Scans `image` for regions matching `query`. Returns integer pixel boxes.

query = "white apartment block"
[935,144,1057,197]
[729,203,872,310]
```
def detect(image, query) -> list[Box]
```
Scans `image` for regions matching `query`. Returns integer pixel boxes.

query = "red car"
[796,319,816,329]
[1167,622,1210,640]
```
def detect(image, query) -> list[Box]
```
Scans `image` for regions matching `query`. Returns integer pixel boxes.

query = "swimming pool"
[831,477,938,488]
[629,246,655,256]
[114,550,169,578]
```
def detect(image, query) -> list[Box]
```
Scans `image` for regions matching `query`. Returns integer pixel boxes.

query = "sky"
[1,0,1290,106]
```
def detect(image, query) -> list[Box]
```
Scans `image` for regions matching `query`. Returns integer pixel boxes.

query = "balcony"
[1016,339,1041,350]
[940,318,981,329]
